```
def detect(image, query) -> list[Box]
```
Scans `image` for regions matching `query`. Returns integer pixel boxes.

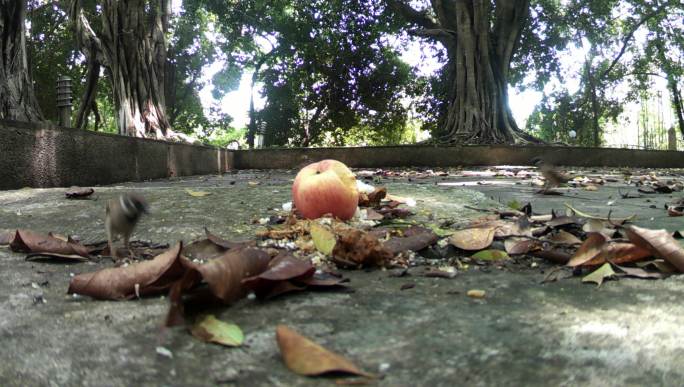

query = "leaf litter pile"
[3,167,684,382]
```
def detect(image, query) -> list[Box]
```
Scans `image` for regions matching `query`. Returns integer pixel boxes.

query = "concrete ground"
[1,167,684,386]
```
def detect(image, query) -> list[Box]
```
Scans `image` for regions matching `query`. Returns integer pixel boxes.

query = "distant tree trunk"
[585,58,601,147]
[670,81,684,139]
[72,0,174,138]
[0,0,43,121]
[389,0,538,144]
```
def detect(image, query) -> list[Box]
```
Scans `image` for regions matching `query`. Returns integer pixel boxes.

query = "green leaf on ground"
[582,263,616,287]
[190,315,244,347]
[471,249,509,261]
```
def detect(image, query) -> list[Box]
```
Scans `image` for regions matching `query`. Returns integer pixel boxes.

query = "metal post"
[56,76,73,127]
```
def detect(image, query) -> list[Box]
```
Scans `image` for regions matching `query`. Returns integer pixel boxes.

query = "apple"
[292,159,359,220]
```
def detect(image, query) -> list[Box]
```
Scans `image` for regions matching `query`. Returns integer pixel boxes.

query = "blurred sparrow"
[105,193,149,257]
[531,157,570,191]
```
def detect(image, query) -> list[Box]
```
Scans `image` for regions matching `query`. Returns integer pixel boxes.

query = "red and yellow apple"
[292,159,359,220]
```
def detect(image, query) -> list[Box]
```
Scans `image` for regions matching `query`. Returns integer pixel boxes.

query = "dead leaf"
[614,265,665,279]
[68,243,185,300]
[10,229,91,260]
[358,187,386,207]
[276,325,374,378]
[310,223,336,256]
[504,237,539,255]
[546,230,582,245]
[423,266,457,279]
[242,254,315,299]
[582,243,651,267]
[364,208,384,221]
[190,315,244,346]
[466,289,486,298]
[383,227,438,255]
[567,233,608,267]
[186,189,211,197]
[582,263,616,287]
[191,248,272,303]
[449,227,495,251]
[636,259,678,273]
[65,187,94,199]
[625,225,684,272]
[582,219,616,238]
[332,229,393,268]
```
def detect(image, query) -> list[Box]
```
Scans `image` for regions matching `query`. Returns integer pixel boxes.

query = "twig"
[564,203,636,222]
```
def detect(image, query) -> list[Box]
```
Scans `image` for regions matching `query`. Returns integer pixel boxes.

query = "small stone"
[378,362,391,373]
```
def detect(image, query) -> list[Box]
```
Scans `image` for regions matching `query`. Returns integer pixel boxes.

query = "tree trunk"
[670,81,684,139]
[390,0,537,144]
[72,0,171,138]
[0,0,43,121]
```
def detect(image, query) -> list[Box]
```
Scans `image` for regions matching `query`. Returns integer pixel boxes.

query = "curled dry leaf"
[242,254,315,299]
[68,243,185,300]
[567,233,608,267]
[65,187,94,199]
[10,229,91,260]
[276,325,374,378]
[165,247,272,326]
[358,187,386,207]
[625,225,684,272]
[504,237,539,255]
[383,227,438,255]
[449,227,495,251]
[582,243,651,267]
[191,248,272,303]
[546,230,583,245]
[332,228,393,268]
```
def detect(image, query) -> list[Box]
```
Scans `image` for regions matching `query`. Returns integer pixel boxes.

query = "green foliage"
[203,0,418,147]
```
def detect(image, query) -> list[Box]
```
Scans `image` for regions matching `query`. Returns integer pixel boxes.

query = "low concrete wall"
[233,144,684,169]
[0,120,233,190]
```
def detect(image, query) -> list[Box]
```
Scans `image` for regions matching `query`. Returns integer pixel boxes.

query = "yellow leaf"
[310,222,336,256]
[582,263,616,287]
[185,189,211,197]
[276,325,374,378]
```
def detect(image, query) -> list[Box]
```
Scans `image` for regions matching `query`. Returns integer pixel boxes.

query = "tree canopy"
[0,0,681,147]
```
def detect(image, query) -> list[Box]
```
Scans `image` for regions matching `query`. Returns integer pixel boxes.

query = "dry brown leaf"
[68,243,185,300]
[332,228,393,268]
[192,248,272,303]
[625,225,684,272]
[276,325,374,378]
[546,230,582,245]
[583,243,651,267]
[242,254,315,299]
[504,237,539,255]
[567,233,608,267]
[358,187,387,207]
[449,227,495,251]
[65,187,94,199]
[10,229,91,260]
[383,227,438,255]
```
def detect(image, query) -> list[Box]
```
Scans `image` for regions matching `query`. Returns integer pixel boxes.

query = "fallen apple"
[292,159,359,220]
